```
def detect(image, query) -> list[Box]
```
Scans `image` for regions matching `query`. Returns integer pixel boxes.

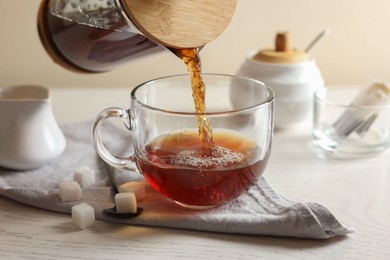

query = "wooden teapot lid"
[120,0,237,48]
[253,32,309,63]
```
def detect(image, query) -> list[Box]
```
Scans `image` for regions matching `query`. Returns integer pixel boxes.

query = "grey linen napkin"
[0,121,353,239]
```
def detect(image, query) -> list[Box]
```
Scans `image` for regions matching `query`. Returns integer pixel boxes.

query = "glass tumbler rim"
[130,73,274,116]
[314,86,390,110]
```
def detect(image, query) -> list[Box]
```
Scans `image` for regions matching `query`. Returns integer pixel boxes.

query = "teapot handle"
[92,107,136,171]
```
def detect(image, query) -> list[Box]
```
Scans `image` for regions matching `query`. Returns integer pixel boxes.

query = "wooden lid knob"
[253,32,309,63]
[120,0,237,48]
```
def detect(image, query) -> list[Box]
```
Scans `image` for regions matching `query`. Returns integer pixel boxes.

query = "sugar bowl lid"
[253,32,309,63]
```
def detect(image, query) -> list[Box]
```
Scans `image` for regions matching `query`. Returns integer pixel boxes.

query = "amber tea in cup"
[138,131,267,207]
[93,74,274,209]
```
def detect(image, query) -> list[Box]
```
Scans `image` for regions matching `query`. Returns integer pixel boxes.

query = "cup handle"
[92,107,135,171]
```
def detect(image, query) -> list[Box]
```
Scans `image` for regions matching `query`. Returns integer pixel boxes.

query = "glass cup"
[313,86,390,157]
[93,74,274,209]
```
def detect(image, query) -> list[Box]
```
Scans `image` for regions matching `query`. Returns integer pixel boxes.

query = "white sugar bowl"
[236,32,324,129]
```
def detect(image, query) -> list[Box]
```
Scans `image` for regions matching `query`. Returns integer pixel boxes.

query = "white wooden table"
[1,88,389,259]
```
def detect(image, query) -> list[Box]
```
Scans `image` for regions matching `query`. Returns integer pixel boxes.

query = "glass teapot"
[37,0,237,73]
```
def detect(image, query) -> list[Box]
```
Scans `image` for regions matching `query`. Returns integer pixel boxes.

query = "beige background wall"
[1,0,389,89]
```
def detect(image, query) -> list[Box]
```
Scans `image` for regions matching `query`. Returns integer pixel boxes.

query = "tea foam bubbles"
[171,146,245,169]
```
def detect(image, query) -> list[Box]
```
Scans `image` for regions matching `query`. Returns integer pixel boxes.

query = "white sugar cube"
[115,192,137,213]
[74,166,95,188]
[72,203,95,229]
[118,182,146,201]
[58,181,81,202]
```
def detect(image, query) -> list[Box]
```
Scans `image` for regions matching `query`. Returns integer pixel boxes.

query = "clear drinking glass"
[313,86,390,156]
[93,74,274,209]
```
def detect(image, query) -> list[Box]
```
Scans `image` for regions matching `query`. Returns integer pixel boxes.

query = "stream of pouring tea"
[174,48,215,155]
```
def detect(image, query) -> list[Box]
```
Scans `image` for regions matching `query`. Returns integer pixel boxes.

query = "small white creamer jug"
[0,85,66,170]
